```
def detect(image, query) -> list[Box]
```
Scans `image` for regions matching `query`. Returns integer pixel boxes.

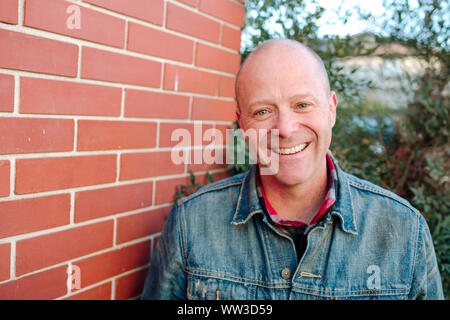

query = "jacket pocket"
[187,274,253,300]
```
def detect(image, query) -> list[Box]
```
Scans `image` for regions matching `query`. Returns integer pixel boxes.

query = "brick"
[124,89,189,120]
[120,151,184,181]
[15,155,117,194]
[0,160,10,197]
[84,0,164,26]
[0,243,10,282]
[199,0,245,27]
[0,29,78,77]
[0,0,18,24]
[166,3,220,43]
[187,147,228,173]
[115,268,148,300]
[196,43,241,74]
[24,0,125,48]
[73,241,150,289]
[128,22,193,63]
[159,122,213,148]
[191,97,237,121]
[77,120,157,151]
[164,64,218,95]
[218,75,236,98]
[66,282,112,300]
[16,220,114,276]
[81,47,161,87]
[0,194,70,238]
[176,0,198,8]
[116,207,170,244]
[155,176,190,205]
[0,118,74,154]
[0,74,14,112]
[211,170,231,182]
[74,182,153,222]
[222,25,242,51]
[20,77,122,116]
[0,266,67,299]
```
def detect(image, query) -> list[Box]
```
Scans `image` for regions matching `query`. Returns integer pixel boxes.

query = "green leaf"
[206,172,214,183]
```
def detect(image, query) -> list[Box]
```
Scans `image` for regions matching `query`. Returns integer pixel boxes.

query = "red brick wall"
[0,0,245,300]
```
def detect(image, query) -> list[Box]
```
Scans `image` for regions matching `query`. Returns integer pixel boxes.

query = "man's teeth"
[275,143,307,155]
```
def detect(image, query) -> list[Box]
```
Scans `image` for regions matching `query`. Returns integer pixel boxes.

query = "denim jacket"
[142,158,444,300]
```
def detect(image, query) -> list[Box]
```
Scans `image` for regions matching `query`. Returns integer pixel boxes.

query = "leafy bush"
[331,99,449,298]
[409,156,450,295]
[227,122,253,175]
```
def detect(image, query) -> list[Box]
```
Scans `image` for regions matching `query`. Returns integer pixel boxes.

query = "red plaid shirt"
[256,153,337,231]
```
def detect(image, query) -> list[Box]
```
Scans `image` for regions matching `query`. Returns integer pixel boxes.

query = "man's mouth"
[273,143,309,155]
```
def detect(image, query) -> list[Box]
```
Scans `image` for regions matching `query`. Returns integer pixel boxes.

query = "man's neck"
[259,162,329,224]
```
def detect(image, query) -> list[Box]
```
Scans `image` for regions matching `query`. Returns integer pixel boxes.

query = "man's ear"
[329,91,338,128]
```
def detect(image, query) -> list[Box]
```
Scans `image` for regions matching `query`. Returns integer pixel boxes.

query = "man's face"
[236,46,337,187]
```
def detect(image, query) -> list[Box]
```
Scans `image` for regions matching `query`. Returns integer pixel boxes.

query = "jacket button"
[281,268,291,280]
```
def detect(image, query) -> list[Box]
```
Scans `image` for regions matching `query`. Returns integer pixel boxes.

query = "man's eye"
[296,103,309,109]
[255,110,268,116]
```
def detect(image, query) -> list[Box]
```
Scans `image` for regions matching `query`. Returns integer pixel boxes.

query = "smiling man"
[142,39,443,300]
[235,40,337,228]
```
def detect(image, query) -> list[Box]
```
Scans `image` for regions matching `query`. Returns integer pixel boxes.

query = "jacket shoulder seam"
[347,178,419,216]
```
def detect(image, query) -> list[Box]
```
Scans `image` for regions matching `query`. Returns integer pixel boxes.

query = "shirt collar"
[231,151,358,235]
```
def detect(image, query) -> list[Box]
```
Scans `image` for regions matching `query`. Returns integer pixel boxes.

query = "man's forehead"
[239,40,320,73]
[236,40,330,103]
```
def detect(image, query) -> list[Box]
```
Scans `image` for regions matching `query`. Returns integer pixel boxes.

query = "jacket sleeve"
[408,214,444,300]
[141,204,187,300]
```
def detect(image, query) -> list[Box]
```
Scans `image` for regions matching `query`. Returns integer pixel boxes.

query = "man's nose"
[275,109,299,139]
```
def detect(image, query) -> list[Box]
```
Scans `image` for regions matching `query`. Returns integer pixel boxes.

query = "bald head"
[236,39,330,109]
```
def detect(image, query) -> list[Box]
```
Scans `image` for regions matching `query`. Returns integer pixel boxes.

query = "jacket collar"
[231,152,358,235]
[231,164,264,225]
[329,155,358,235]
